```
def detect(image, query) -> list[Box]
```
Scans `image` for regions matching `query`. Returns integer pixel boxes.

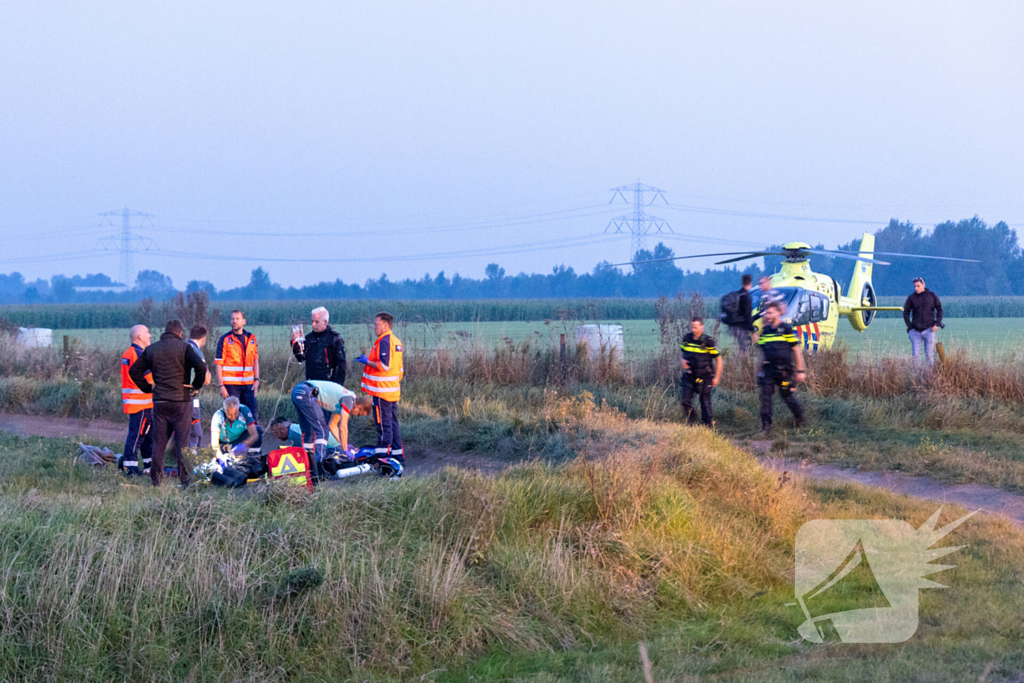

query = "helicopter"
[623,233,979,352]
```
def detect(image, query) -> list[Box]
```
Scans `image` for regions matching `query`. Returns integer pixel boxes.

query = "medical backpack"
[266,446,314,492]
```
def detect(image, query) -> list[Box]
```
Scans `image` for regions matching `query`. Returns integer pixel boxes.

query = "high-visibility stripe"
[122,388,148,395]
[363,332,403,400]
[361,373,402,383]
[122,399,152,406]
[362,383,400,394]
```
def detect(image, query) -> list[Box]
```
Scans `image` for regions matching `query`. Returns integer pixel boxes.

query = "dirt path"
[0,412,508,479]
[0,412,129,445]
[747,440,1024,527]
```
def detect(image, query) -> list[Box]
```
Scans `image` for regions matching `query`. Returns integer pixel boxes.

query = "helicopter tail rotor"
[839,234,901,331]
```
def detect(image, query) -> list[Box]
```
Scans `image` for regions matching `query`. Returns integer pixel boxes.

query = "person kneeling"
[288,380,372,481]
[209,396,265,487]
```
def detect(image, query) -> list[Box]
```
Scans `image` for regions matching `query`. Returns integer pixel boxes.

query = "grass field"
[9,296,1024,329]
[54,317,1024,357]
[3,398,1024,681]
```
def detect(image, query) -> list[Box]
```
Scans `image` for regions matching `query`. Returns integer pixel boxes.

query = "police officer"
[357,311,404,462]
[756,301,806,435]
[680,317,722,427]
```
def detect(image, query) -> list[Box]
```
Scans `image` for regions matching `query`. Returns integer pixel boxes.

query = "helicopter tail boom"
[839,233,879,332]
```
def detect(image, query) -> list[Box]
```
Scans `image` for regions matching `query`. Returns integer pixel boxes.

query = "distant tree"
[186,280,217,296]
[50,276,76,302]
[136,270,174,295]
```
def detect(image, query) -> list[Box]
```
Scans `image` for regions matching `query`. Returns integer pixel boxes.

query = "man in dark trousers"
[129,319,208,486]
[216,310,260,421]
[756,301,806,435]
[187,325,211,451]
[680,317,722,427]
[903,277,944,366]
[357,312,404,461]
[722,274,754,353]
[292,306,347,384]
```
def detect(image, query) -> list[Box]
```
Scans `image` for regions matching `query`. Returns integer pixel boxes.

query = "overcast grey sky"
[1,1,1022,289]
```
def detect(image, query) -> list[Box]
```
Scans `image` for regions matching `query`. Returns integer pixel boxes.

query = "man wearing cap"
[903,277,943,366]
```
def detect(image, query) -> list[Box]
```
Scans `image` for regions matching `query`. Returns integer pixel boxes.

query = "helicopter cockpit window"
[787,290,811,326]
[809,293,825,322]
[752,286,799,314]
[818,294,830,321]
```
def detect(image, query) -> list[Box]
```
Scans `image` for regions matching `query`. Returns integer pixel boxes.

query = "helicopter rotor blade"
[808,251,891,266]
[808,248,980,263]
[713,253,784,265]
[607,251,779,268]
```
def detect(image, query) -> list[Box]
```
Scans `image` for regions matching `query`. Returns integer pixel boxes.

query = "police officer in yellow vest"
[680,317,722,427]
[356,311,404,461]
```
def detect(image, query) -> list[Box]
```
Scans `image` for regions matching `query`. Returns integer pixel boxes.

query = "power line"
[0,249,106,265]
[143,204,620,239]
[158,190,610,229]
[145,234,624,264]
[659,201,885,226]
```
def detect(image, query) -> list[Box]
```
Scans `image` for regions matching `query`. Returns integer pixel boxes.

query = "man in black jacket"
[725,274,755,353]
[291,306,347,384]
[129,319,208,486]
[903,277,943,366]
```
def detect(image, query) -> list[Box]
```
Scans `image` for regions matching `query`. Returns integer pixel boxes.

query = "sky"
[1,0,1022,289]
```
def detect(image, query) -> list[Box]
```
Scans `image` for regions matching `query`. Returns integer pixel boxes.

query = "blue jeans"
[908,328,936,366]
[291,383,328,463]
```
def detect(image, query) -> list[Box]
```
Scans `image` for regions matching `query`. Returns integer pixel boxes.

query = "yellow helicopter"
[629,233,978,352]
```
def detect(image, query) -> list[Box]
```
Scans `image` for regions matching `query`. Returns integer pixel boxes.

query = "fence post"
[63,335,70,376]
[559,333,567,389]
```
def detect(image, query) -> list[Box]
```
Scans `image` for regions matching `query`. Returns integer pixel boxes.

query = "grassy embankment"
[1,393,1023,681]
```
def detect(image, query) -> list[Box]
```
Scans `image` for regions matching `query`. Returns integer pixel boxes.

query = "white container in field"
[575,324,624,359]
[17,327,53,348]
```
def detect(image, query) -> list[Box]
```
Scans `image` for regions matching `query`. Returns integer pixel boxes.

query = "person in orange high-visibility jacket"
[356,311,404,461]
[121,324,154,475]
[215,310,261,421]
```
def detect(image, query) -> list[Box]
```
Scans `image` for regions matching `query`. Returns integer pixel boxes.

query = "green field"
[56,317,1024,357]
[10,295,1024,329]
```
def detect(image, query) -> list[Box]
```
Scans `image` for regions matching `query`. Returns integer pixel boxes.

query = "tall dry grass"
[5,303,1024,426]
[0,405,809,681]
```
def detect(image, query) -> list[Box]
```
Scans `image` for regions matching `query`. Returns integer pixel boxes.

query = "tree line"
[1,216,1018,304]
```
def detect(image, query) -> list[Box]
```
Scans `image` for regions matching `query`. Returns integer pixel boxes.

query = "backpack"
[720,290,745,325]
[267,447,314,492]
